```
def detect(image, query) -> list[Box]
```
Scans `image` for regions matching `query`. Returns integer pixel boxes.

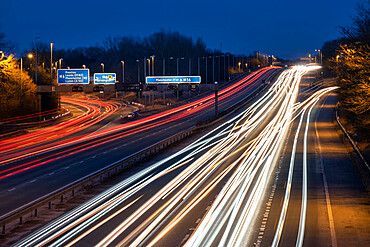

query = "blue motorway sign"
[94,73,116,84]
[146,76,201,84]
[57,69,89,84]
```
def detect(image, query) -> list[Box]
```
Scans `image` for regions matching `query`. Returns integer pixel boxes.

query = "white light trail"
[16,66,338,247]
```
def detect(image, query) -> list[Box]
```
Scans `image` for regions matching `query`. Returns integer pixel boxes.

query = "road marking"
[49,172,54,175]
[64,166,70,170]
[315,96,337,247]
[8,188,16,192]
[181,234,190,245]
[30,179,37,183]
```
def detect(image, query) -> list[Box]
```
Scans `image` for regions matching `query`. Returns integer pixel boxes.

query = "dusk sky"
[0,0,360,59]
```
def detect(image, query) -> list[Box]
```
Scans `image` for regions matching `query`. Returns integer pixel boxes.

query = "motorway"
[0,67,278,216]
[0,95,126,166]
[14,65,344,247]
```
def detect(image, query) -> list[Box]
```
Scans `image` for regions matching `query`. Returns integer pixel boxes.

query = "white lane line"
[8,188,16,192]
[30,180,37,183]
[314,96,337,247]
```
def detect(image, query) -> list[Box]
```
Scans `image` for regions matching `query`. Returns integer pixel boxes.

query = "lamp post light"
[101,63,104,72]
[27,54,33,72]
[82,65,86,69]
[59,58,63,69]
[238,62,241,72]
[176,57,184,76]
[121,61,124,84]
[50,42,54,83]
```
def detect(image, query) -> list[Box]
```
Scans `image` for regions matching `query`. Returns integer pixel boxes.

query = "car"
[120,111,140,121]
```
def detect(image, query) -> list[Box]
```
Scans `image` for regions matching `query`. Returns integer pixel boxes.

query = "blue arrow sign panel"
[146,76,201,84]
[57,69,90,84]
[94,73,116,84]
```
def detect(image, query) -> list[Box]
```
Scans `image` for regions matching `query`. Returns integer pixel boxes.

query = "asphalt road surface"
[0,67,277,215]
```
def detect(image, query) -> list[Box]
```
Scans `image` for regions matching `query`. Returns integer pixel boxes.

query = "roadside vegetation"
[0,55,37,119]
[322,1,370,160]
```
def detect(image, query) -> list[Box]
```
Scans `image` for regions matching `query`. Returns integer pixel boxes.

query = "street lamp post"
[50,43,54,84]
[212,56,215,83]
[136,60,140,83]
[222,55,225,82]
[197,57,200,76]
[35,37,39,85]
[218,56,220,82]
[214,81,219,118]
[227,54,230,79]
[59,58,63,69]
[315,49,322,65]
[205,57,208,83]
[176,57,184,76]
[147,58,151,76]
[151,55,155,76]
[121,61,124,84]
[238,62,241,72]
[163,58,165,75]
[189,58,191,76]
[20,57,23,91]
[82,65,86,69]
[101,63,104,72]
